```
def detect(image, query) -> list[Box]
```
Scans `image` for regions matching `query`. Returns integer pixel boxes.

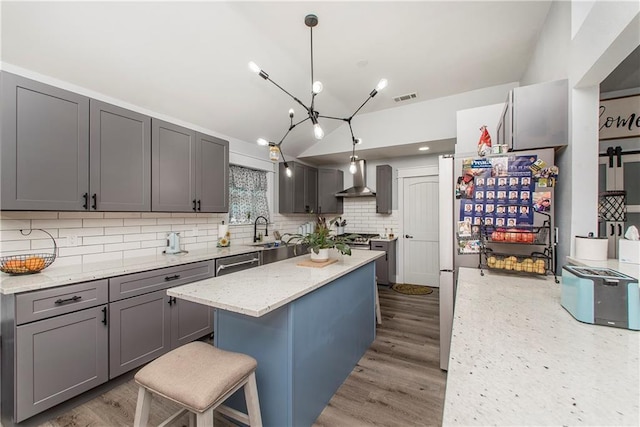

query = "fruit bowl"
[0,229,57,275]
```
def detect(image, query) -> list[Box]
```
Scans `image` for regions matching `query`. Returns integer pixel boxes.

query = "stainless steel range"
[339,233,380,249]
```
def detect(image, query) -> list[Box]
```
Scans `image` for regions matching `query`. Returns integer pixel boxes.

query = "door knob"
[405,234,414,238]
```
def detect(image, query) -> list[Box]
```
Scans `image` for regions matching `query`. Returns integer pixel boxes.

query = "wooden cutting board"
[296,258,339,268]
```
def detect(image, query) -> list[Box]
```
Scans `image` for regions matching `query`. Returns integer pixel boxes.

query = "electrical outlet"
[67,235,78,247]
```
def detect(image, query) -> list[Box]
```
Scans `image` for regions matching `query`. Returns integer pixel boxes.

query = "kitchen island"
[168,249,384,427]
[443,267,639,426]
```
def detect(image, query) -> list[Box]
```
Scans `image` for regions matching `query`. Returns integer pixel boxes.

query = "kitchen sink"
[261,243,309,265]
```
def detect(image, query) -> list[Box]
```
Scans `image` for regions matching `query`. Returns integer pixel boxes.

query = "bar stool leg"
[196,407,215,427]
[244,372,263,427]
[133,387,153,427]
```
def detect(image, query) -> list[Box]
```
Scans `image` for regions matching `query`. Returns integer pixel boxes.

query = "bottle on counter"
[388,228,394,239]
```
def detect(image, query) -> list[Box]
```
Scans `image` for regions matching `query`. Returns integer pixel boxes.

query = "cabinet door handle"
[197,200,202,211]
[101,307,108,325]
[55,295,82,305]
[92,193,97,210]
[82,193,89,210]
[610,224,615,236]
[167,296,177,305]
[193,199,197,212]
[405,234,414,239]
[618,223,622,236]
[165,274,181,281]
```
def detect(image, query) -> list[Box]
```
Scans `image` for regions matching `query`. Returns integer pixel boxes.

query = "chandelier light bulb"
[349,161,357,174]
[257,138,269,146]
[269,145,279,161]
[289,108,295,118]
[313,123,324,140]
[285,165,293,177]
[355,138,362,145]
[376,78,388,91]
[248,61,261,74]
[312,81,323,94]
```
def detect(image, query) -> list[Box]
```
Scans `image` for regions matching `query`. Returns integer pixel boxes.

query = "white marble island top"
[0,246,261,294]
[443,267,639,426]
[168,249,384,317]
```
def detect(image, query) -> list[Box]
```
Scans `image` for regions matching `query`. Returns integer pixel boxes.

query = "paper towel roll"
[218,224,229,238]
[575,236,608,261]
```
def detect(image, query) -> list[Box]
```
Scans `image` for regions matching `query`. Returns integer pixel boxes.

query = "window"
[229,165,270,224]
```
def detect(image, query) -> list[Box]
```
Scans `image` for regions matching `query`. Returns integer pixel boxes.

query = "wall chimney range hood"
[335,159,376,197]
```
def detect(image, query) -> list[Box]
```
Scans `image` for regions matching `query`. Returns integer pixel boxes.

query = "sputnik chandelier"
[249,13,388,177]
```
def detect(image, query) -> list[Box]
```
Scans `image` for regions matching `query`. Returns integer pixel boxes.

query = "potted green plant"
[284,217,358,262]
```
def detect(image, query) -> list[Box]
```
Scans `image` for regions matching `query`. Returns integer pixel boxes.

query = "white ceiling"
[1,1,552,161]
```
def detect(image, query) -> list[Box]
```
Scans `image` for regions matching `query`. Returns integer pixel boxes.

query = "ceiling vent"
[393,92,418,102]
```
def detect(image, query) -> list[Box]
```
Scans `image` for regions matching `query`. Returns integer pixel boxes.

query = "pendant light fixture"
[249,14,387,176]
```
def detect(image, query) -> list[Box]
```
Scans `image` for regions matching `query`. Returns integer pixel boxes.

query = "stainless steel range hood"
[335,159,376,197]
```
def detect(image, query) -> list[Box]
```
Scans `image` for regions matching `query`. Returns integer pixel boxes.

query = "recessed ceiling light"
[419,146,430,151]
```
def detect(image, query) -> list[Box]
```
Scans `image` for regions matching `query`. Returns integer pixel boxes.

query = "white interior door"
[403,176,439,286]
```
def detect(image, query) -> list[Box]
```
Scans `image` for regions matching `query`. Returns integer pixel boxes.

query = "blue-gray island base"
[215,262,375,427]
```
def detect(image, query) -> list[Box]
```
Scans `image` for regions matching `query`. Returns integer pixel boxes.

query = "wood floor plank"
[37,286,446,427]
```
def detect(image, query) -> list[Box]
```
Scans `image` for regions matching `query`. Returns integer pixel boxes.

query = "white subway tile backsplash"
[59,245,104,257]
[0,219,32,230]
[123,233,157,242]
[123,248,157,258]
[123,218,157,226]
[32,219,83,229]
[30,238,64,250]
[50,255,83,267]
[104,242,141,252]
[0,240,31,254]
[185,242,207,251]
[157,218,185,225]
[141,225,171,233]
[0,211,57,220]
[59,212,104,219]
[83,252,123,264]
[141,212,171,218]
[83,218,124,228]
[104,212,142,219]
[83,235,124,245]
[141,239,167,249]
[59,227,104,237]
[104,226,141,235]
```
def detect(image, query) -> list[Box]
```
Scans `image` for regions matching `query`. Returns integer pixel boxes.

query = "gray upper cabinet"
[1,72,89,211]
[152,119,197,212]
[279,161,318,214]
[376,165,392,214]
[90,100,151,211]
[152,120,229,213]
[196,132,229,212]
[318,168,343,215]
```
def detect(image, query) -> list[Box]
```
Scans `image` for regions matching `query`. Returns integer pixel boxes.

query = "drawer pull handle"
[165,274,181,281]
[167,296,177,305]
[55,295,82,305]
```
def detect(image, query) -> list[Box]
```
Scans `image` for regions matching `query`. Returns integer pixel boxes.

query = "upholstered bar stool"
[133,341,262,427]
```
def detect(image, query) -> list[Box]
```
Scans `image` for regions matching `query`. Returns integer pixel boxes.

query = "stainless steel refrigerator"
[438,148,555,370]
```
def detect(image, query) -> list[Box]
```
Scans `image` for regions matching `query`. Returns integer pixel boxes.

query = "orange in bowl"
[25,256,46,271]
[3,259,27,273]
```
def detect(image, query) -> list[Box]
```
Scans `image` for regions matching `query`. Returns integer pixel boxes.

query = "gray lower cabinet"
[108,261,214,378]
[371,239,397,285]
[152,119,230,213]
[318,168,343,214]
[376,165,393,214]
[1,71,90,211]
[108,290,172,379]
[89,100,151,211]
[6,280,109,423]
[279,161,318,214]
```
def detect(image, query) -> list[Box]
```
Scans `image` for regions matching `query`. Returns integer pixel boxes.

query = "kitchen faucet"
[254,216,269,242]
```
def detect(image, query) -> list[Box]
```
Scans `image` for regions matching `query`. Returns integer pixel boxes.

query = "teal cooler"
[561,265,639,330]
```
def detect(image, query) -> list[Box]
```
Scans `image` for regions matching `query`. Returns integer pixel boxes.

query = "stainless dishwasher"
[215,252,261,276]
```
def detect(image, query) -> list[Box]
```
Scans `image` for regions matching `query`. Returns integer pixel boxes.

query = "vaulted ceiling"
[1,1,553,158]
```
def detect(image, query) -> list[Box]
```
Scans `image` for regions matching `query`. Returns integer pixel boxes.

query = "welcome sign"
[599,94,640,140]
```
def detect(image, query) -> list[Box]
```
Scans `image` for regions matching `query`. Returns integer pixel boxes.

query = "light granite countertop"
[168,249,384,317]
[0,246,261,294]
[567,256,640,280]
[443,267,639,426]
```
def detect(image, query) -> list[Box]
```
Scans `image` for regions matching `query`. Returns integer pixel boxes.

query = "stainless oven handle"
[216,257,260,275]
